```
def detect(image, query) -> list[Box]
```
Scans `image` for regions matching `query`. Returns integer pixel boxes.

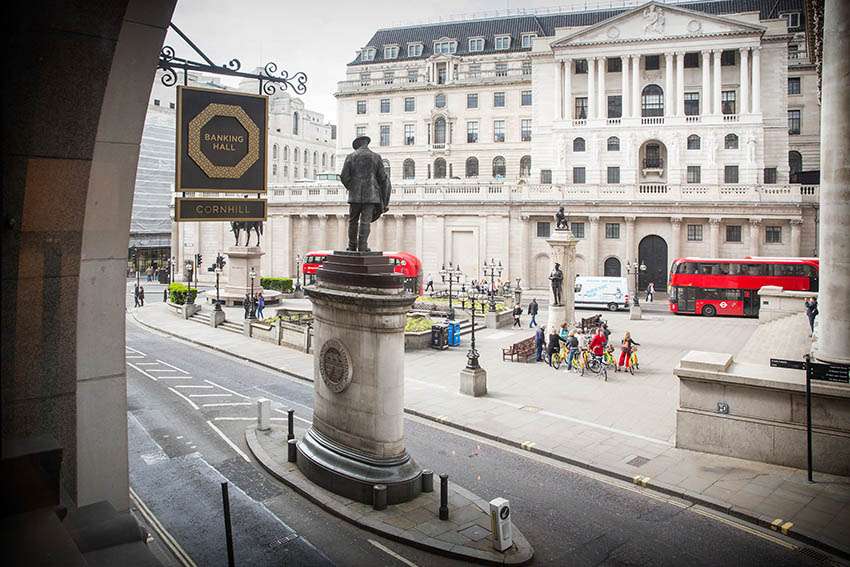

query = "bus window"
[728,263,742,275]
[700,288,721,300]
[744,264,764,276]
[700,264,713,275]
[722,289,742,301]
[684,263,698,274]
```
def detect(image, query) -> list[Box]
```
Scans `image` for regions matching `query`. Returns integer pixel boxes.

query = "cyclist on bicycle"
[547,327,566,367]
[618,331,640,371]
[589,328,606,364]
[565,330,581,372]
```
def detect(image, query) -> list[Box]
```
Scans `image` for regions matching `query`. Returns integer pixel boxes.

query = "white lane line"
[206,420,250,462]
[273,408,313,425]
[157,359,190,374]
[255,388,314,410]
[126,346,146,356]
[201,402,252,408]
[127,362,158,382]
[189,394,233,398]
[134,362,160,366]
[214,417,255,421]
[204,379,250,399]
[126,356,145,359]
[156,376,192,380]
[173,385,213,389]
[147,369,187,373]
[167,387,200,410]
[406,377,447,389]
[368,540,419,567]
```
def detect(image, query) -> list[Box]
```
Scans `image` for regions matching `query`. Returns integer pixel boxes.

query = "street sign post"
[175,197,267,222]
[769,357,850,482]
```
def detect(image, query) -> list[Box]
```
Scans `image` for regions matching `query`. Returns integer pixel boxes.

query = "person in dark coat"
[535,325,546,362]
[805,297,818,336]
[243,292,252,319]
[340,136,390,252]
[528,298,539,327]
[133,284,140,308]
[138,286,145,306]
[547,327,566,367]
[512,304,522,328]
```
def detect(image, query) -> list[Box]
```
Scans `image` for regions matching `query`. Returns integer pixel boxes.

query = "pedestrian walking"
[138,286,145,306]
[805,297,818,336]
[528,298,539,327]
[646,282,655,302]
[535,325,546,362]
[133,284,140,308]
[425,273,434,293]
[256,292,265,319]
[512,303,522,328]
[243,292,252,319]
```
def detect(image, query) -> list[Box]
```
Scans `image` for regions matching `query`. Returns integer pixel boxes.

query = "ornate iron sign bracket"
[158,23,307,96]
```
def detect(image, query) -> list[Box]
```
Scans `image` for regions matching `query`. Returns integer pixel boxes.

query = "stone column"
[665,52,674,117]
[709,217,722,257]
[395,214,405,251]
[598,56,607,119]
[436,214,445,270]
[375,215,385,251]
[625,216,636,266]
[520,214,530,287]
[318,214,328,251]
[337,214,347,250]
[631,55,640,120]
[546,228,580,331]
[564,58,572,120]
[748,218,761,256]
[415,215,424,265]
[790,219,803,257]
[676,51,685,116]
[751,47,761,114]
[587,57,596,120]
[554,60,562,120]
[621,55,630,118]
[712,50,722,116]
[670,217,682,264]
[812,0,850,364]
[588,215,600,276]
[739,47,749,115]
[702,51,711,116]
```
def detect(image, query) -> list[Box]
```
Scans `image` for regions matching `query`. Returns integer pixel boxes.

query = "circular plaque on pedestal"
[319,338,353,393]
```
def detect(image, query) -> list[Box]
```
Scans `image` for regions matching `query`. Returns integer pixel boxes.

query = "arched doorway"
[604,257,621,277]
[638,235,668,291]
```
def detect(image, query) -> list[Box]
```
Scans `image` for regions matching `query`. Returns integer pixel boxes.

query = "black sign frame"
[175,197,267,222]
[176,86,268,194]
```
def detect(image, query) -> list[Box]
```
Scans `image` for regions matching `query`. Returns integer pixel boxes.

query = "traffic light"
[196,253,203,267]
[217,253,226,270]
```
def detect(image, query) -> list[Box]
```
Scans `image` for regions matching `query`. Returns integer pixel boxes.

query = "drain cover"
[626,455,651,467]
[458,524,491,541]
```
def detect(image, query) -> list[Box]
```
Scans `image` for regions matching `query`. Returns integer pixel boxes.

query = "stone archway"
[4,0,177,511]
[638,235,668,291]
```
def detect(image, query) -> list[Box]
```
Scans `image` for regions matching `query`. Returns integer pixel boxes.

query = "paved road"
[126,319,838,566]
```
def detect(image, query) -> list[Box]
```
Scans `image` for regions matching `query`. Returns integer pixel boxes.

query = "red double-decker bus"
[668,257,819,317]
[302,250,423,295]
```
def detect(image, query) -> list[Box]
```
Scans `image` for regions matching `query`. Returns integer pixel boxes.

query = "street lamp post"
[295,254,302,292]
[628,261,646,307]
[249,267,257,319]
[439,262,462,320]
[214,266,222,311]
[133,246,139,287]
[170,255,175,284]
[461,288,484,369]
[482,258,503,312]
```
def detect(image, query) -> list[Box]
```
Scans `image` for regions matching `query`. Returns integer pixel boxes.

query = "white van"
[574,277,630,311]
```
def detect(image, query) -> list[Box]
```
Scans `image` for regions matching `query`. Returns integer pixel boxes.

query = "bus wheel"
[702,305,716,317]
[607,303,618,311]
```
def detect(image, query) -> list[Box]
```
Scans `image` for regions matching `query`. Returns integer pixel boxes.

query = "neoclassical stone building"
[177,0,820,292]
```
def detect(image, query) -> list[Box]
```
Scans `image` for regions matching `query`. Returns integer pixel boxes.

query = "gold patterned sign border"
[187,103,260,179]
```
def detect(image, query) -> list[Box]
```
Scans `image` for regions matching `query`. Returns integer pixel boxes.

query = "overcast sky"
[165,0,656,123]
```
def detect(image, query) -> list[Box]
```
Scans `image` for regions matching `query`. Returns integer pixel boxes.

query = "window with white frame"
[687,224,703,241]
[522,61,532,75]
[361,48,375,61]
[573,167,586,184]
[495,35,510,50]
[467,93,478,109]
[384,72,394,84]
[359,73,370,86]
[384,46,398,59]
[521,90,532,106]
[404,97,415,112]
[492,156,506,178]
[435,93,446,108]
[496,63,508,76]
[607,136,620,151]
[521,119,532,142]
[469,38,484,52]
[764,167,777,184]
[434,40,457,54]
[781,12,800,29]
[684,92,700,115]
[788,110,801,135]
[721,90,736,115]
[571,222,585,238]
[765,226,782,243]
[494,92,505,107]
[724,165,739,183]
[605,223,620,239]
[521,33,536,48]
[687,134,701,149]
[407,70,418,83]
[408,43,422,57]
[380,98,390,113]
[467,121,478,143]
[356,100,366,114]
[380,125,390,146]
[356,126,366,138]
[404,124,415,145]
[493,120,505,142]
[788,77,801,94]
[726,225,742,242]
[687,165,701,183]
[607,166,620,184]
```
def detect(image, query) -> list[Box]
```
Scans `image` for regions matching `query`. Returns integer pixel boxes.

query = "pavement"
[129,283,850,561]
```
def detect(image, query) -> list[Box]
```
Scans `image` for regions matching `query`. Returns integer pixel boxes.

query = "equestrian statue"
[230,221,263,247]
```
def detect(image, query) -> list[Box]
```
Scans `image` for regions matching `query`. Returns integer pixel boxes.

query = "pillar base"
[297,428,422,505]
[210,309,226,328]
[459,366,487,397]
[548,304,567,333]
[630,305,643,320]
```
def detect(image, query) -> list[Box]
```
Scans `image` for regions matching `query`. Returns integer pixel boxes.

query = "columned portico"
[712,50,722,116]
[702,51,711,115]
[588,57,597,120]
[631,55,640,121]
[621,55,630,118]
[676,51,685,116]
[709,217,722,257]
[749,218,761,256]
[739,47,750,115]
[751,47,761,115]
[597,55,606,119]
[664,52,674,118]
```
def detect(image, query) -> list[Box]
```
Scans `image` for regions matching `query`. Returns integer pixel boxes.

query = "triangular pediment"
[551,1,765,47]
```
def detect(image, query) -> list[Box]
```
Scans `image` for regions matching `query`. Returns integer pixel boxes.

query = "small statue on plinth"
[555,206,568,231]
[549,263,564,306]
[340,136,391,252]
[230,221,263,247]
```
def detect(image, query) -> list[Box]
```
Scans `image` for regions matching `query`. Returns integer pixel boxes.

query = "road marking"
[167,387,200,410]
[126,346,147,356]
[214,417,256,421]
[127,362,158,382]
[255,387,314,410]
[781,521,793,535]
[205,420,250,462]
[173,385,214,389]
[694,508,795,549]
[156,376,192,380]
[147,368,187,373]
[130,488,197,567]
[201,402,252,408]
[273,408,313,425]
[632,475,650,487]
[189,394,233,398]
[521,441,536,450]
[368,539,419,567]
[204,379,250,399]
[156,359,190,374]
[406,377,447,389]
[125,356,145,359]
[134,362,159,366]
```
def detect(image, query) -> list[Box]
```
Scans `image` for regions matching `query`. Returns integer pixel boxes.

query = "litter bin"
[430,323,448,350]
[446,319,460,347]
[157,269,170,284]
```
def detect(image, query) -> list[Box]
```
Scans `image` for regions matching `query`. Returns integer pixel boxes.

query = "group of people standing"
[533,320,640,373]
[133,284,145,307]
[243,291,265,319]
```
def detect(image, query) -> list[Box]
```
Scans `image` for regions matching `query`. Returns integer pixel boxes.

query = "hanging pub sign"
[175,197,267,222]
[176,86,268,194]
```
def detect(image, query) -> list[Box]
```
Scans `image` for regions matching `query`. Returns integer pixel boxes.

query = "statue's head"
[555,263,561,269]
[352,135,371,150]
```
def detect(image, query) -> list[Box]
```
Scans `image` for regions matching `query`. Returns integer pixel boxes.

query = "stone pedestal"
[630,305,643,320]
[459,366,487,397]
[545,228,580,331]
[298,251,422,505]
[210,309,226,327]
[223,246,265,296]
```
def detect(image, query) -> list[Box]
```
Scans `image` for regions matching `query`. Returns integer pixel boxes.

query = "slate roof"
[348,0,804,66]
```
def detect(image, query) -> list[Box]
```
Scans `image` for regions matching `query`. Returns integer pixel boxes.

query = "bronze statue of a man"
[340,135,391,252]
[555,206,568,230]
[549,263,564,306]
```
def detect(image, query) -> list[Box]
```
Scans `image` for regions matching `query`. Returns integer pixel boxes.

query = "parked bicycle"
[627,346,640,375]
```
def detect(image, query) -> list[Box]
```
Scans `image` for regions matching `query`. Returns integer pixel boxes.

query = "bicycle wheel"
[629,359,635,375]
[579,358,585,376]
[552,355,561,370]
[602,364,608,382]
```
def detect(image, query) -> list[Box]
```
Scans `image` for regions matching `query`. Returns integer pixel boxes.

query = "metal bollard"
[163,289,168,302]
[373,484,387,511]
[287,439,297,463]
[421,469,434,493]
[287,409,295,441]
[439,473,449,520]
[257,399,270,431]
[221,482,235,567]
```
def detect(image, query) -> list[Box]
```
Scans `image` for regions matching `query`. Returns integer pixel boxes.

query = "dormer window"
[361,48,375,61]
[384,46,399,59]
[434,40,457,55]
[781,12,800,29]
[469,38,484,52]
[495,35,511,50]
[521,33,536,48]
[408,43,423,57]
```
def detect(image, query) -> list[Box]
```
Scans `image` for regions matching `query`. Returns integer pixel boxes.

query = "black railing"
[643,157,664,169]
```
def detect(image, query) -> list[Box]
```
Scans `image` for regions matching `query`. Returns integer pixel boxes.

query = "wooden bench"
[502,336,536,363]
